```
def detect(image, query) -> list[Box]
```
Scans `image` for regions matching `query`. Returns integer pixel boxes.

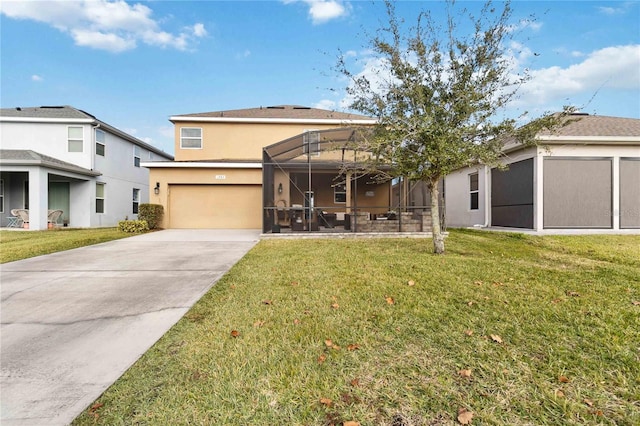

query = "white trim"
[141,162,262,169]
[537,136,640,143]
[0,117,95,123]
[170,116,377,125]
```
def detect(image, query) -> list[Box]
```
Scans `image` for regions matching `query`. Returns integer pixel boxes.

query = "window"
[0,179,4,213]
[96,183,105,213]
[68,126,83,152]
[133,146,141,167]
[132,188,140,214]
[95,129,105,156]
[469,172,479,210]
[303,130,320,156]
[180,127,202,149]
[334,182,346,203]
[24,181,29,209]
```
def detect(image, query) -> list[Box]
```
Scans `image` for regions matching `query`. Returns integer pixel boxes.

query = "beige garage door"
[168,184,262,229]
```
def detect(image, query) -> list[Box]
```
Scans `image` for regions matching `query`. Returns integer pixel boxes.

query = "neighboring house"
[144,105,430,232]
[0,106,173,230]
[444,113,640,232]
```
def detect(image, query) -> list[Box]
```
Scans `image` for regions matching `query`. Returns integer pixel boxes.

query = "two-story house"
[144,105,433,232]
[0,106,173,230]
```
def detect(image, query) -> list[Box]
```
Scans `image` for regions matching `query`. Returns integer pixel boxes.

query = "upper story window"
[469,172,479,210]
[180,127,202,149]
[303,130,320,156]
[95,129,105,156]
[334,182,346,203]
[68,126,83,152]
[133,146,141,167]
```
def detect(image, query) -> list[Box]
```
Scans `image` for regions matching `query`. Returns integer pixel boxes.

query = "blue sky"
[2,0,639,155]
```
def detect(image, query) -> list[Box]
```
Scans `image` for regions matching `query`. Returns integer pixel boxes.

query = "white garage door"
[168,184,262,229]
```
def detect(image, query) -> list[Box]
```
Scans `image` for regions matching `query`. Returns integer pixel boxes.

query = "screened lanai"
[262,127,435,234]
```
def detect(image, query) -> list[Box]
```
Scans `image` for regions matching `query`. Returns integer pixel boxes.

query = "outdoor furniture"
[14,209,29,228]
[7,210,22,228]
[47,209,63,228]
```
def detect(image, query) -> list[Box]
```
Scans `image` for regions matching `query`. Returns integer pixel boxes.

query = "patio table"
[6,216,21,228]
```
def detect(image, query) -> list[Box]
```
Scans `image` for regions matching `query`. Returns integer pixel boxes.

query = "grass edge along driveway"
[68,229,640,425]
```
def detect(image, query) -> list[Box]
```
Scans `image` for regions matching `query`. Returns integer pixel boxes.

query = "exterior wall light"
[278,182,283,194]
[154,182,160,195]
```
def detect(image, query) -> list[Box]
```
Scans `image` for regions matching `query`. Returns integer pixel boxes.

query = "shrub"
[118,220,149,233]
[138,204,164,229]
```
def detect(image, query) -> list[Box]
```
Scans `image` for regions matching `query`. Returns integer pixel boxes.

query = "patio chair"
[14,209,29,227]
[47,209,63,227]
[8,209,23,228]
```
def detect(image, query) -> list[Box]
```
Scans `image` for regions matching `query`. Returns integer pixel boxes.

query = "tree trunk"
[428,178,445,254]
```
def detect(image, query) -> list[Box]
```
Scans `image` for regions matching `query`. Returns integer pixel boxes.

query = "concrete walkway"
[1,229,260,426]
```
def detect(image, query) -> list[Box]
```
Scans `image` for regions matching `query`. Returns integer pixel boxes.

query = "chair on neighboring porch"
[14,209,29,228]
[47,210,63,228]
[8,209,23,228]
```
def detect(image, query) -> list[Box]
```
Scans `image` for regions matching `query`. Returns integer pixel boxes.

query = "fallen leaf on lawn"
[490,334,503,344]
[293,319,301,325]
[632,301,640,306]
[457,408,474,424]
[230,285,236,289]
[566,291,580,297]
[253,320,265,327]
[592,410,603,416]
[343,421,360,426]
[347,343,360,351]
[317,354,326,364]
[555,389,565,398]
[551,298,563,304]
[291,281,299,286]
[385,296,395,305]
[89,403,103,413]
[230,330,240,338]
[408,280,415,286]
[474,280,483,286]
[350,378,360,387]
[493,281,503,287]
[262,300,272,305]
[332,344,341,351]
[558,375,570,383]
[458,369,472,378]
[331,303,340,309]
[467,301,474,307]
[583,398,594,407]
[319,397,333,407]
[325,339,334,348]
[464,330,474,336]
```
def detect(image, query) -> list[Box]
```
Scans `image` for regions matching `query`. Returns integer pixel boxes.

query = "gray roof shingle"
[172,105,374,121]
[541,114,640,137]
[0,150,101,176]
[0,105,94,120]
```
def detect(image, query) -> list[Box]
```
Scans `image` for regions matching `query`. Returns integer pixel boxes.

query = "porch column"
[29,168,48,230]
[345,171,352,213]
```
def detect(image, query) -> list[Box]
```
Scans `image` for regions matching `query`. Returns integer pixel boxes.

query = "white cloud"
[313,99,336,110]
[517,44,640,105]
[598,2,634,15]
[235,49,251,59]
[283,0,349,24]
[31,74,43,82]
[0,0,206,52]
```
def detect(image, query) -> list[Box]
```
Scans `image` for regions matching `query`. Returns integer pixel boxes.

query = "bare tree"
[337,0,571,254]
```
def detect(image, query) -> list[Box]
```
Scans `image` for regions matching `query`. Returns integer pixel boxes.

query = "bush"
[118,220,149,233]
[138,204,164,229]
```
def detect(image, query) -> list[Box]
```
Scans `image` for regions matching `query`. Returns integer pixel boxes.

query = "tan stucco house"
[144,105,430,232]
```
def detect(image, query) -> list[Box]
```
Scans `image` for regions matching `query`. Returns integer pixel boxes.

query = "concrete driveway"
[1,229,260,426]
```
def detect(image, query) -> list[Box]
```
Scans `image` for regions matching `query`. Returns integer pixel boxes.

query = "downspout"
[91,122,100,172]
[482,165,490,227]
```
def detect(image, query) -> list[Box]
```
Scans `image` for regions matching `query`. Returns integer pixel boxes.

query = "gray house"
[444,113,640,232]
[0,106,173,230]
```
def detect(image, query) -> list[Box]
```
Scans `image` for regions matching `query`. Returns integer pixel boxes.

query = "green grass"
[73,229,640,425]
[0,228,133,263]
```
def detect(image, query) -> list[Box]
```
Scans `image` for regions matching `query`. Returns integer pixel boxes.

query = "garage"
[168,184,262,229]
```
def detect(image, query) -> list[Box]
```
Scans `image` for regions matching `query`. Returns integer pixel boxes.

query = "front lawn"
[73,230,640,425]
[0,228,132,263]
